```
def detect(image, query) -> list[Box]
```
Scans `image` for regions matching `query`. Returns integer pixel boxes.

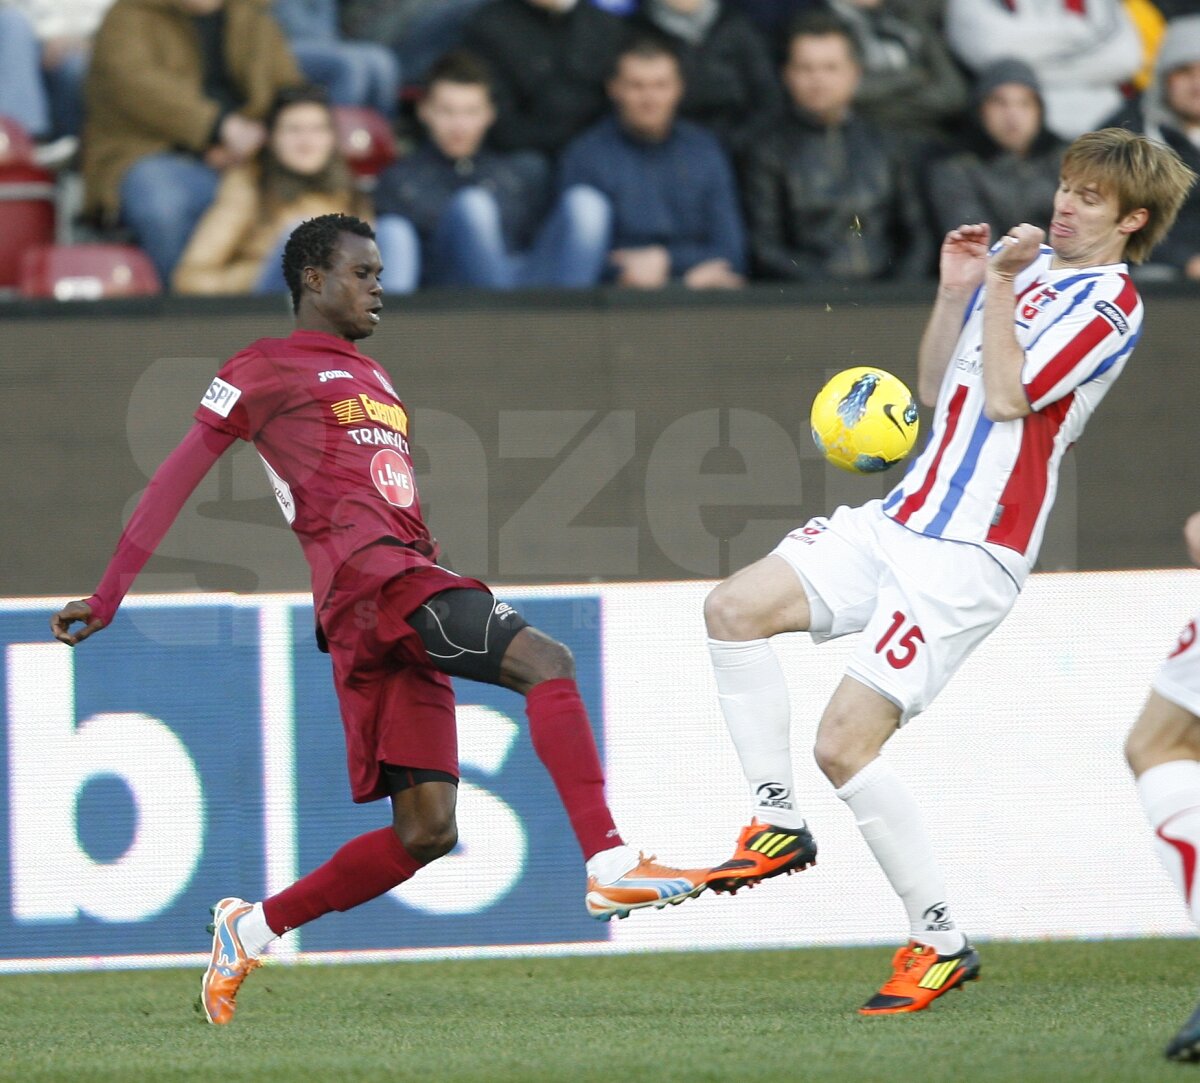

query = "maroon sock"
[262,827,422,935]
[526,677,623,861]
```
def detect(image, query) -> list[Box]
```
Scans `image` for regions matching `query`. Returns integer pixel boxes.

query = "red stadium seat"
[0,115,37,169]
[333,106,398,180]
[18,243,161,300]
[0,161,55,290]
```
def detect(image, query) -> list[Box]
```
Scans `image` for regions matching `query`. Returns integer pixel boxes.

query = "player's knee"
[1124,724,1155,775]
[704,582,759,640]
[523,632,575,682]
[396,817,458,863]
[812,724,870,789]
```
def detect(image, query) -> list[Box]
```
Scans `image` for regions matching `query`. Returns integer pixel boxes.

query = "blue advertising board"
[0,594,605,968]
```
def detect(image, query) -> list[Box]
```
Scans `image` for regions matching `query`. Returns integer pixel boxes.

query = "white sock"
[1137,759,1200,925]
[586,843,638,884]
[234,901,278,958]
[837,757,965,955]
[708,637,806,830]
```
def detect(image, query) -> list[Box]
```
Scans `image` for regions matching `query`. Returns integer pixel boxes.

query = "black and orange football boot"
[859,940,980,1015]
[704,819,817,894]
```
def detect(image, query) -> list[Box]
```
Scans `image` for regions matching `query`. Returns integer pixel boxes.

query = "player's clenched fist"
[50,599,104,646]
[990,223,1046,279]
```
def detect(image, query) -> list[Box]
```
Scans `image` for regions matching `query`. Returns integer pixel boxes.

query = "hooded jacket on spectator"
[924,59,1065,237]
[83,0,301,220]
[1109,15,1200,273]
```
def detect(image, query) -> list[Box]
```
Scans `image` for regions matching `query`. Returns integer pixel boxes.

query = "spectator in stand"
[1110,15,1200,279]
[338,0,492,86]
[271,0,400,117]
[462,0,631,157]
[743,13,930,282]
[558,37,745,289]
[173,86,369,294]
[945,0,1142,140]
[633,0,782,156]
[84,0,302,284]
[0,0,114,161]
[372,51,610,290]
[924,60,1065,239]
[819,0,969,142]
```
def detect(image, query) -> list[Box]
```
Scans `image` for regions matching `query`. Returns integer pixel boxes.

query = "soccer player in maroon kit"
[50,214,707,1025]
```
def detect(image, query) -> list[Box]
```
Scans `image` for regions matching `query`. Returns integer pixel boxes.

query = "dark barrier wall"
[4,284,1200,599]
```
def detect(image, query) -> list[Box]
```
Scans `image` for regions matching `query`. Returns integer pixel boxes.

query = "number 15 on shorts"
[875,611,925,670]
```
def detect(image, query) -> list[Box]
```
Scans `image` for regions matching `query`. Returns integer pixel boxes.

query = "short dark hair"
[425,49,494,97]
[266,83,332,131]
[611,34,682,80]
[283,214,375,313]
[784,12,861,62]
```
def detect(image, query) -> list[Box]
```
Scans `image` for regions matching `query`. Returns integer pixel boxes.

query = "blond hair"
[1061,127,1197,263]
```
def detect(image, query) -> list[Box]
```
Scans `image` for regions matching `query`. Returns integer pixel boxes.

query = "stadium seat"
[333,106,398,180]
[0,162,55,291]
[18,243,161,300]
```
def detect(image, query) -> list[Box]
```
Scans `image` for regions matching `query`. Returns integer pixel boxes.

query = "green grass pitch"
[1,939,1196,1082]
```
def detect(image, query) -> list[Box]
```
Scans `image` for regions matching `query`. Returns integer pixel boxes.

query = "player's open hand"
[51,599,104,646]
[939,223,991,292]
[990,223,1046,280]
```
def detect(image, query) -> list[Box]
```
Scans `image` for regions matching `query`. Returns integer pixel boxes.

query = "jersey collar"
[288,329,361,356]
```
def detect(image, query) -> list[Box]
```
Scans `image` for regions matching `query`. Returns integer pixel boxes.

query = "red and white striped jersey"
[882,245,1142,587]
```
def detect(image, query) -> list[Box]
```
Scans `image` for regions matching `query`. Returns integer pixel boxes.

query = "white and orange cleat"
[585,853,708,921]
[199,897,263,1025]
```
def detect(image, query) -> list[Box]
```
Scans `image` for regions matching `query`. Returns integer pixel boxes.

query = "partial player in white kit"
[701,128,1195,1014]
[1126,510,1200,1062]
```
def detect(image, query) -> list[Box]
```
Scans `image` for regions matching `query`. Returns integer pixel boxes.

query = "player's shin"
[525,677,624,862]
[837,756,965,954]
[708,638,807,830]
[262,827,423,935]
[1137,760,1200,924]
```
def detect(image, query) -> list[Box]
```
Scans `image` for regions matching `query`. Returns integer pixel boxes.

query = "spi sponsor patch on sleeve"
[200,376,243,418]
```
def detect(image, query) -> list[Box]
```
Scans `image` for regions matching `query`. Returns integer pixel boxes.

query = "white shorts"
[771,499,1019,722]
[1153,613,1200,717]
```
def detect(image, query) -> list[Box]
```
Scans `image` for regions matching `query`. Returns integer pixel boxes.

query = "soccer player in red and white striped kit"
[699,128,1195,1014]
[1128,509,1200,1061]
[51,214,707,1025]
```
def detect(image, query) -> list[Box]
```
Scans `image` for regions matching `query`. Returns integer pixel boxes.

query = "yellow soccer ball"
[810,367,919,474]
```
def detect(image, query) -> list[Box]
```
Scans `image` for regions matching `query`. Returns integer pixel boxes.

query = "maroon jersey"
[193,329,436,609]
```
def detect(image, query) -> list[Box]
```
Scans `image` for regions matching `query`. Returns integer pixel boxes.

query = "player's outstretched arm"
[50,421,237,646]
[917,223,991,406]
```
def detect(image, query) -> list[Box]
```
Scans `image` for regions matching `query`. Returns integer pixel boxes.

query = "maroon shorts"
[318,543,490,803]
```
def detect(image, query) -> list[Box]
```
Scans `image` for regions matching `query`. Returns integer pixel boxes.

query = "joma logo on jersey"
[318,369,353,382]
[331,394,409,434]
[1020,285,1059,320]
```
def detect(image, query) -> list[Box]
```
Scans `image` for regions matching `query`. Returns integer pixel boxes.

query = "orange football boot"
[199,897,262,1025]
[585,853,708,921]
[859,940,981,1015]
[704,819,817,894]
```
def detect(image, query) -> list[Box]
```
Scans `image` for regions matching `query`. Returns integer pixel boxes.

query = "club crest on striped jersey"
[1020,285,1058,320]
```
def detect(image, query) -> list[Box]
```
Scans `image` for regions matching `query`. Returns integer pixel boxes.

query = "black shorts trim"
[381,764,460,795]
